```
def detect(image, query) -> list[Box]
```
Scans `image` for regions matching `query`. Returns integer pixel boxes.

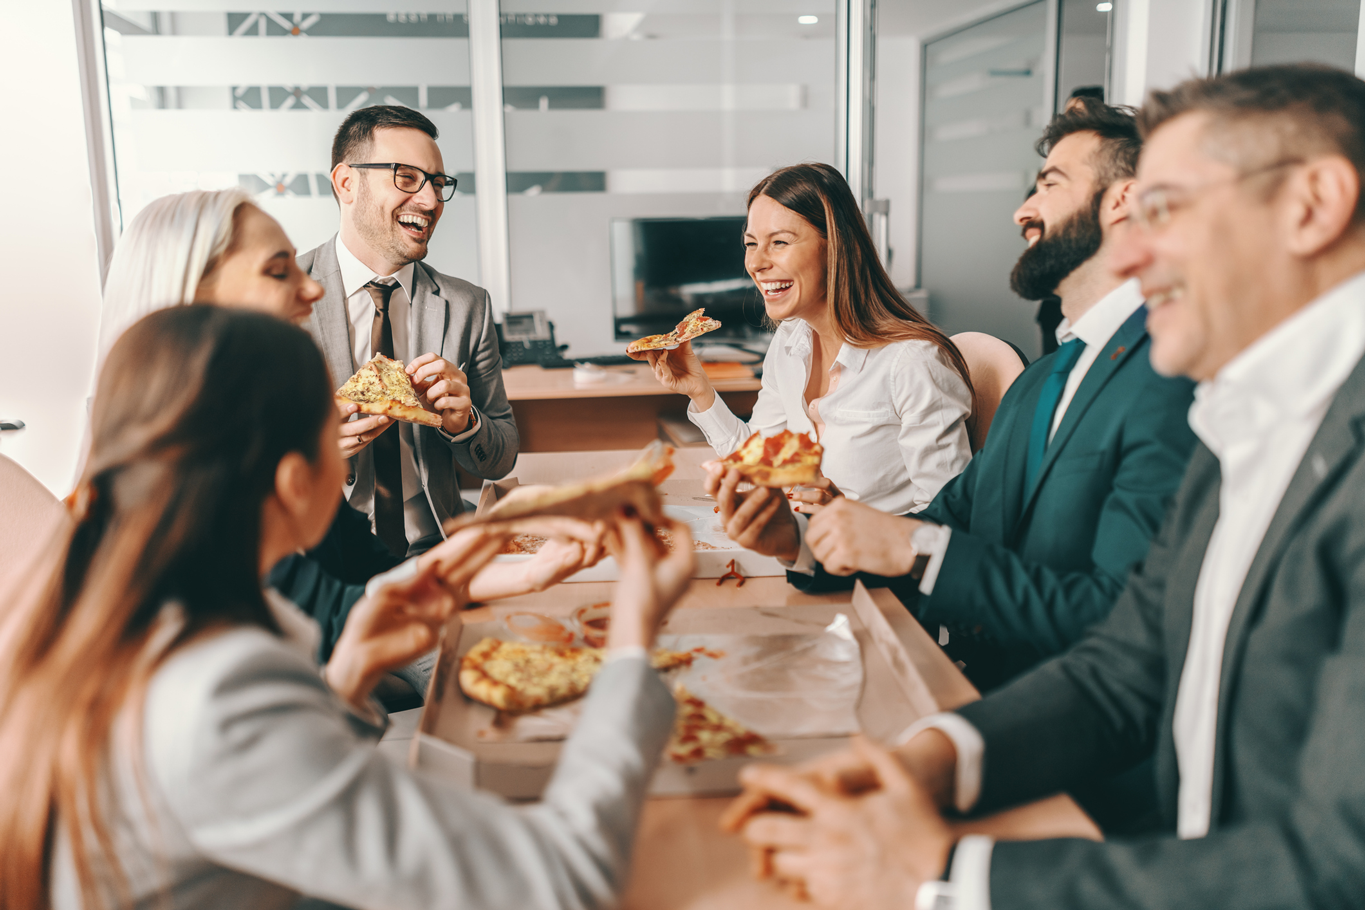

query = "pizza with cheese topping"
[666,686,775,763]
[458,637,706,712]
[717,429,823,487]
[335,353,442,427]
[626,308,722,353]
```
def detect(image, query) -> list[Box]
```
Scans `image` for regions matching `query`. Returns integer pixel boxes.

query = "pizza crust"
[335,396,443,428]
[456,441,675,530]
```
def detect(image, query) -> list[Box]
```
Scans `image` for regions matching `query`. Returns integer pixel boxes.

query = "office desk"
[501,364,760,452]
[435,450,1101,909]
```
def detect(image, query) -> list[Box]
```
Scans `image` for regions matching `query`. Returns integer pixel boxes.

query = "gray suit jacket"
[301,237,519,525]
[52,622,675,909]
[954,350,1365,908]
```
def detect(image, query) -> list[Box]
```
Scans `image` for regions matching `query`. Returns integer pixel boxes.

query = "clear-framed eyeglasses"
[1132,158,1303,231]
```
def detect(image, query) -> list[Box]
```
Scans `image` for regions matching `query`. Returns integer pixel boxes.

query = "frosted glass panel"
[498,3,839,357]
[1251,0,1360,71]
[919,1,1049,359]
[98,5,479,283]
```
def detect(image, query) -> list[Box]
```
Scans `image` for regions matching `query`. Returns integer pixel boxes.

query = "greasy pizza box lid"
[411,582,977,799]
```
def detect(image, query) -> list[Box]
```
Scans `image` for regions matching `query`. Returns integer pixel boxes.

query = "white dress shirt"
[915,270,1365,909]
[786,279,1145,583]
[335,236,443,549]
[690,318,973,515]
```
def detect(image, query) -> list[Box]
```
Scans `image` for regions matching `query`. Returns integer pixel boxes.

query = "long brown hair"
[747,163,974,396]
[0,306,334,909]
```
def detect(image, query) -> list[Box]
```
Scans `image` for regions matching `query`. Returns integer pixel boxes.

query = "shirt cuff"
[951,835,995,910]
[440,406,481,443]
[894,712,984,813]
[364,557,419,598]
[917,524,953,595]
[776,512,817,575]
[606,645,649,663]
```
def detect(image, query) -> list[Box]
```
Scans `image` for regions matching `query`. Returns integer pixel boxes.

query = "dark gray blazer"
[300,237,519,525]
[955,350,1365,908]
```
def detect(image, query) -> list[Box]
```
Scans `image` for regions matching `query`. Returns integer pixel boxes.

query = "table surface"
[451,450,1101,909]
[502,363,761,401]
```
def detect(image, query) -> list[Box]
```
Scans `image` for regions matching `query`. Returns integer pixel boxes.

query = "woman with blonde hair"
[3,305,692,908]
[634,163,973,516]
[97,187,323,359]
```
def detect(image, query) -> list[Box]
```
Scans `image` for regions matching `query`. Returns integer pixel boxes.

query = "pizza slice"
[666,686,776,763]
[336,353,442,428]
[468,440,675,529]
[716,429,823,487]
[626,308,723,353]
[458,637,713,712]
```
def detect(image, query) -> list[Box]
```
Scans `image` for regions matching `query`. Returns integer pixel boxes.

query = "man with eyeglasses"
[300,105,518,561]
[727,63,1365,910]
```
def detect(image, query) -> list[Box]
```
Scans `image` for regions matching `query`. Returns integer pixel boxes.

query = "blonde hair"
[97,188,257,359]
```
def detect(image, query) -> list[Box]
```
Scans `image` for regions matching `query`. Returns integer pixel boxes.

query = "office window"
[97,4,482,283]
[499,3,839,355]
[1217,0,1363,74]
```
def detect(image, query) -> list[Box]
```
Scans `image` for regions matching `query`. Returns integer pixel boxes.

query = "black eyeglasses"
[348,162,458,201]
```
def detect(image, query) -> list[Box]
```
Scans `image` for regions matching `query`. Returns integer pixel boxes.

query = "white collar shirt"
[1174,269,1365,838]
[688,318,973,514]
[1048,277,1145,441]
[334,235,439,550]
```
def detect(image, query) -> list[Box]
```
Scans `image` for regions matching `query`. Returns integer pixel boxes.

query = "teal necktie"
[1025,338,1085,488]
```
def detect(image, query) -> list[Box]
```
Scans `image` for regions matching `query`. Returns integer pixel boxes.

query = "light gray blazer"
[301,237,520,525]
[51,621,675,909]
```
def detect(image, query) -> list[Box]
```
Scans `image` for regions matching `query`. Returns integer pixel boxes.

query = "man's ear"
[1285,155,1360,257]
[1102,178,1138,228]
[330,163,356,207]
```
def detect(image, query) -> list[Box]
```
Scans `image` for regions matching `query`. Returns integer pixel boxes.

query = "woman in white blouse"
[634,163,974,516]
[0,305,694,909]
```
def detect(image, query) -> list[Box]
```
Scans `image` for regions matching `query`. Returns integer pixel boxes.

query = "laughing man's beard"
[1009,191,1104,301]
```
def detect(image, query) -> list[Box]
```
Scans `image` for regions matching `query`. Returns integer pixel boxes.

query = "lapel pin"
[1110,346,1126,361]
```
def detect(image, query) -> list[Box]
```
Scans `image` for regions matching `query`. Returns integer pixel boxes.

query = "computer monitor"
[610,216,771,344]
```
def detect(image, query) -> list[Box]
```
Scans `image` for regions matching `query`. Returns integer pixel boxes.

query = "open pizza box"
[410,581,972,799]
[476,476,788,580]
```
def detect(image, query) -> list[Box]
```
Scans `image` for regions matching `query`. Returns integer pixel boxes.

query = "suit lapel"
[410,261,449,360]
[1206,351,1365,821]
[998,365,1047,531]
[1020,305,1149,518]
[304,236,356,389]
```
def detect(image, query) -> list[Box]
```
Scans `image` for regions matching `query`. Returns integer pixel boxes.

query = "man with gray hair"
[728,63,1365,910]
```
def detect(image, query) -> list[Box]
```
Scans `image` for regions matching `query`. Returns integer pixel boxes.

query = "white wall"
[0,1,105,495]
[1113,0,1214,106]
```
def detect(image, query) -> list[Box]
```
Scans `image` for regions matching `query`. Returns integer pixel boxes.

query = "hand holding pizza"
[408,352,474,435]
[325,526,509,709]
[632,340,717,411]
[337,401,395,459]
[606,512,695,650]
[704,466,802,563]
[789,473,842,515]
[455,518,609,601]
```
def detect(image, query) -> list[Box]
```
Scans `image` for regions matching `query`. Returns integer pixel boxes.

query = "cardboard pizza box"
[411,581,974,798]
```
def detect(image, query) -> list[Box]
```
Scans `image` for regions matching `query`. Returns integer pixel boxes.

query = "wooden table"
[501,364,760,453]
[441,450,1100,909]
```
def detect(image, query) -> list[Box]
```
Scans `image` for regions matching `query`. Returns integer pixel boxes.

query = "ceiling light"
[798,15,819,25]
[1096,2,1112,10]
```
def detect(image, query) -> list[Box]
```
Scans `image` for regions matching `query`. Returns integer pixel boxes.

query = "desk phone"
[497,310,569,367]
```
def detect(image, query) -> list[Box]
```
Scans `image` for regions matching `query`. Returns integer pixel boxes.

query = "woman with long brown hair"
[1,306,693,908]
[633,163,973,516]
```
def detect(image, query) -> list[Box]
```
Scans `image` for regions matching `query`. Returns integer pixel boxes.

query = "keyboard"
[532,354,639,370]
